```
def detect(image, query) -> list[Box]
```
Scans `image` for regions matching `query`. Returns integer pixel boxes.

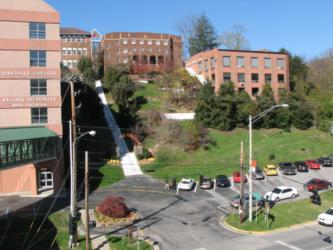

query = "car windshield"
[272,188,281,193]
[268,166,275,169]
[326,209,333,215]
[181,181,191,184]
[256,169,262,173]
[218,176,227,180]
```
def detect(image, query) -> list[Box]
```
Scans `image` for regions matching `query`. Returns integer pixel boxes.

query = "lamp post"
[248,104,288,222]
[69,128,96,248]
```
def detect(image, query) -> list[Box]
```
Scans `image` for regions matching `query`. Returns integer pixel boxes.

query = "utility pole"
[248,115,253,222]
[69,80,78,247]
[85,151,90,250]
[239,141,244,223]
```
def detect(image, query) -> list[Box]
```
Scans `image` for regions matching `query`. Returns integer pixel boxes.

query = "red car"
[233,171,247,183]
[305,179,331,191]
[305,160,322,170]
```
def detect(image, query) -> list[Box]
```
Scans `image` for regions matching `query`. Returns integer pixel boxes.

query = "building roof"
[60,27,91,36]
[0,126,58,143]
[218,48,288,55]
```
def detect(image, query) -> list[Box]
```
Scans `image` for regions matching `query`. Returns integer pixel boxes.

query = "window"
[30,50,46,67]
[147,40,152,45]
[251,73,259,83]
[156,40,160,45]
[198,61,203,73]
[252,87,259,97]
[30,79,47,96]
[140,48,144,52]
[72,36,77,42]
[132,48,137,52]
[78,36,83,43]
[147,48,152,52]
[83,48,87,55]
[29,22,46,39]
[67,48,72,55]
[123,58,128,63]
[237,73,245,83]
[277,58,285,69]
[238,87,245,92]
[157,48,161,52]
[67,36,72,42]
[73,60,77,68]
[211,57,216,69]
[223,72,232,82]
[164,40,169,45]
[105,43,110,49]
[140,40,144,45]
[237,56,245,67]
[265,74,272,83]
[39,171,53,189]
[62,36,66,42]
[278,74,285,83]
[62,48,66,55]
[122,39,128,44]
[62,60,67,67]
[223,56,231,67]
[251,57,258,67]
[123,48,128,54]
[264,57,272,68]
[205,59,209,71]
[78,48,82,55]
[115,40,120,45]
[31,108,48,124]
[131,39,136,45]
[67,60,72,68]
[72,48,77,55]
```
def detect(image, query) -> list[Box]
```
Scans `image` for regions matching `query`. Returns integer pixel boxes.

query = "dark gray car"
[252,167,265,180]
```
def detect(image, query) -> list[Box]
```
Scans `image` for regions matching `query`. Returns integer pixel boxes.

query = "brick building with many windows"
[60,27,91,70]
[186,48,289,99]
[102,32,183,74]
[0,0,63,195]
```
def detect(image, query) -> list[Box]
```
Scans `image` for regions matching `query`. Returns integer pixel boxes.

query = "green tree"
[235,91,255,128]
[77,56,96,87]
[195,81,215,127]
[254,84,277,128]
[188,14,220,56]
[103,66,122,89]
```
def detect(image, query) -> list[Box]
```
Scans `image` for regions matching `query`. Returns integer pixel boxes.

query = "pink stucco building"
[186,48,289,99]
[0,0,63,195]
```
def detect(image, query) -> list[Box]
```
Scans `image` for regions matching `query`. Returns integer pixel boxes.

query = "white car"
[318,208,333,226]
[178,178,194,191]
[265,186,298,202]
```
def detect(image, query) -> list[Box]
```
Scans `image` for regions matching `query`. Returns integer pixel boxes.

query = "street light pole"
[248,104,289,222]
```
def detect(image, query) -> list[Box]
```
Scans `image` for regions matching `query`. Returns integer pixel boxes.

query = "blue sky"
[47,0,333,60]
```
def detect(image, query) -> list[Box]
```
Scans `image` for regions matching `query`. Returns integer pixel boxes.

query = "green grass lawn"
[107,235,152,250]
[135,83,168,111]
[143,127,333,181]
[226,191,333,231]
[93,164,125,188]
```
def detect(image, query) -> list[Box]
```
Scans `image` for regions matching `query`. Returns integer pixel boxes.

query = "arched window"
[149,55,156,65]
[132,55,139,63]
[142,55,148,64]
[158,55,164,64]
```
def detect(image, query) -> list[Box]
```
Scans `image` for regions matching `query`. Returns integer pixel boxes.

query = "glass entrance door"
[39,171,53,190]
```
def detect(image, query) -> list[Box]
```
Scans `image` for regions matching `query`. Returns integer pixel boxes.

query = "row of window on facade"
[221,72,285,83]
[111,47,169,54]
[198,56,286,72]
[108,55,165,65]
[62,48,88,56]
[61,35,89,43]
[106,39,169,47]
[62,60,77,69]
[0,137,57,168]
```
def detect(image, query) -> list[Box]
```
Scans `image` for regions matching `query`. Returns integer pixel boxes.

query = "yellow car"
[264,165,278,176]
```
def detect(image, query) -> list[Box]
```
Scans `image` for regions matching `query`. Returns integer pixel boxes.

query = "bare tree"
[219,24,250,50]
[176,14,198,59]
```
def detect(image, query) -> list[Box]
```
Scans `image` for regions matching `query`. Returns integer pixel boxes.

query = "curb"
[220,216,317,236]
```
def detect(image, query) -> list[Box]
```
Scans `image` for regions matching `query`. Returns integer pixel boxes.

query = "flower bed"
[95,210,139,228]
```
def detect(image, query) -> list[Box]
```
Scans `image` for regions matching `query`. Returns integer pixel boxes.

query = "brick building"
[60,27,91,70]
[0,0,64,195]
[102,32,183,74]
[186,48,289,99]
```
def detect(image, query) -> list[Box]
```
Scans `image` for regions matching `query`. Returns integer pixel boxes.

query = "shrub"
[268,153,275,160]
[96,196,130,218]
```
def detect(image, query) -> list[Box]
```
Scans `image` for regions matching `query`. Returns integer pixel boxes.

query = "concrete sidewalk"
[95,80,143,177]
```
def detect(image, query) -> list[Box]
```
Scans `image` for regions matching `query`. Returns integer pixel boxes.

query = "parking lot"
[179,165,333,211]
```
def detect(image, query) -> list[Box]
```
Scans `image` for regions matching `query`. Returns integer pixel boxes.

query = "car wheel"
[291,194,296,198]
[275,197,279,202]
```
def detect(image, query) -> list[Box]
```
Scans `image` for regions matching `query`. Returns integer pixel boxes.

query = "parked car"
[233,171,247,183]
[252,167,265,180]
[279,162,297,175]
[178,178,194,191]
[305,179,332,191]
[265,186,298,202]
[230,192,264,208]
[264,165,278,176]
[294,161,309,172]
[216,175,230,187]
[318,157,333,167]
[317,208,333,226]
[305,160,322,170]
[200,177,213,189]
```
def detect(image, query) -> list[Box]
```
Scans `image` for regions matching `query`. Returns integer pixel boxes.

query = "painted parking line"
[275,240,303,250]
